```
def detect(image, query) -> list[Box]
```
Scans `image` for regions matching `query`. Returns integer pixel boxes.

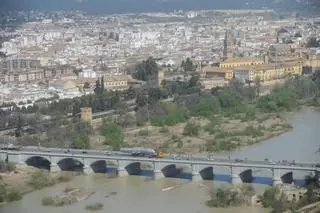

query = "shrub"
[27,171,55,190]
[183,122,201,137]
[6,189,22,202]
[101,122,124,151]
[189,97,221,117]
[42,196,55,206]
[6,163,16,172]
[136,116,146,127]
[151,109,189,127]
[56,174,72,183]
[63,187,75,193]
[159,126,169,133]
[85,202,104,211]
[138,129,149,136]
[0,184,7,203]
[177,140,183,148]
[259,186,280,208]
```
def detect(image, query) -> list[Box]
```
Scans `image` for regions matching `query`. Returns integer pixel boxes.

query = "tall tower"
[80,107,92,125]
[223,30,234,60]
[157,70,165,87]
[198,61,206,79]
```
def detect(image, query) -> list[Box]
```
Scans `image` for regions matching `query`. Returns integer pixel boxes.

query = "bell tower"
[223,30,234,60]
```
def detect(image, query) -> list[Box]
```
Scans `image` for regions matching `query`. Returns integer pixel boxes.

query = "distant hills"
[0,0,318,14]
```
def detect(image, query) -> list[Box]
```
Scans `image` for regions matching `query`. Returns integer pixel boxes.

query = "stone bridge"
[0,151,319,186]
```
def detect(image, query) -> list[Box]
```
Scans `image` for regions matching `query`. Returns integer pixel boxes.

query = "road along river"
[0,107,319,213]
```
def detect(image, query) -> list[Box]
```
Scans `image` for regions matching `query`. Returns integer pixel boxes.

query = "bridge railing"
[1,150,319,172]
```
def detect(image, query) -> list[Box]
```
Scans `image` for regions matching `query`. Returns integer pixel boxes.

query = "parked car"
[234,158,243,163]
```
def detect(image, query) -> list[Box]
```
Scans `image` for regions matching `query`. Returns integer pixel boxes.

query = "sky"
[0,0,312,14]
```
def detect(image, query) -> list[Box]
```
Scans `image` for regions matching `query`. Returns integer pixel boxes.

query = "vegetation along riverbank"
[6,62,320,155]
[113,73,319,154]
[0,162,73,204]
[206,175,320,212]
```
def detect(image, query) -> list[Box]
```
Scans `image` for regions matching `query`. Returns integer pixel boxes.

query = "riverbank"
[123,112,293,154]
[0,166,73,205]
[42,187,94,207]
[1,108,319,213]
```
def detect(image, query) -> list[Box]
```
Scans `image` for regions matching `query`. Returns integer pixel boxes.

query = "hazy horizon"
[0,0,311,14]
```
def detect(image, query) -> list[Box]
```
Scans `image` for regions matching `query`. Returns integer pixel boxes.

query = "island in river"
[122,112,293,154]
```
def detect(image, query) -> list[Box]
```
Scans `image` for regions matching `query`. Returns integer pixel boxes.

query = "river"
[1,107,319,213]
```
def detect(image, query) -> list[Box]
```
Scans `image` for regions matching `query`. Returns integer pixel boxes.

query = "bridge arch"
[90,160,107,173]
[281,172,294,184]
[239,169,253,183]
[57,158,84,172]
[161,164,185,178]
[199,167,214,180]
[123,161,153,175]
[25,156,51,170]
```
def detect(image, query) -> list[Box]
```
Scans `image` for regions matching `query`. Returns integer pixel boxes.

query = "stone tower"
[157,70,165,87]
[223,30,234,60]
[80,107,92,124]
[198,61,206,79]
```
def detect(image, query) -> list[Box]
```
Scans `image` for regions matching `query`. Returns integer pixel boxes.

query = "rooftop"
[221,57,264,64]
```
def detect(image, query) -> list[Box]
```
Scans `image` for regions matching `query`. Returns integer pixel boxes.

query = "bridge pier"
[316,170,320,186]
[153,162,164,179]
[272,168,283,186]
[50,163,61,172]
[118,168,129,177]
[117,160,129,177]
[191,164,202,182]
[83,165,94,174]
[231,166,242,184]
[0,153,7,161]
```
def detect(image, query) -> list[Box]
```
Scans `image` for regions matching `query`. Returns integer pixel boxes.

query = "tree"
[94,78,101,95]
[71,133,90,149]
[271,193,289,213]
[260,186,280,208]
[133,57,159,81]
[125,86,136,100]
[183,122,201,136]
[189,97,221,117]
[188,74,200,88]
[181,58,195,72]
[15,114,23,137]
[147,87,162,105]
[100,76,105,92]
[100,122,124,150]
[136,89,148,107]
[254,76,262,97]
[0,184,6,203]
